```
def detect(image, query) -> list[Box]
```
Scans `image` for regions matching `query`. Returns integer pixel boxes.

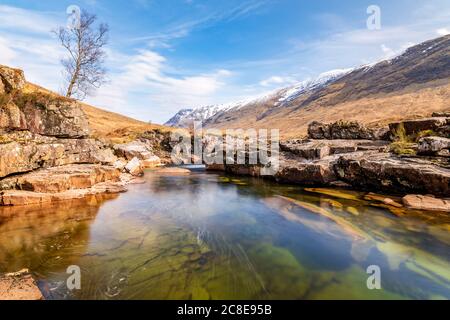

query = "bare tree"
[54,10,109,99]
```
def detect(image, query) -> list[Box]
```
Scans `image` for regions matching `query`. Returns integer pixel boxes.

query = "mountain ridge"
[165,35,450,138]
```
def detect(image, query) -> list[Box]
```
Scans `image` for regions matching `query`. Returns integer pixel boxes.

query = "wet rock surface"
[0,269,43,300]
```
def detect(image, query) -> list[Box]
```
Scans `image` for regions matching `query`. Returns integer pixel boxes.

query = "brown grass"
[24,82,173,141]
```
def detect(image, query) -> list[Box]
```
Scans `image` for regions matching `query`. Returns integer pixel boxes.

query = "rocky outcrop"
[307,121,388,140]
[0,66,89,138]
[418,136,450,156]
[389,117,448,137]
[334,152,450,197]
[0,164,127,206]
[280,139,388,159]
[113,141,154,160]
[0,131,117,178]
[402,195,450,212]
[0,65,25,93]
[0,269,43,300]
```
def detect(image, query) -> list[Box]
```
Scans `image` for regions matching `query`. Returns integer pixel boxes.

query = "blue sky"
[0,0,449,123]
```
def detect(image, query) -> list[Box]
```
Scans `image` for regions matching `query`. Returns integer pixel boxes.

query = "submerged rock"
[0,269,43,300]
[154,167,191,175]
[402,195,450,212]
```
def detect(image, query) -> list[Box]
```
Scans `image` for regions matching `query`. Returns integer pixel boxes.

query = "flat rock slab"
[1,164,121,193]
[402,195,450,212]
[153,167,191,175]
[334,152,450,197]
[0,269,43,300]
[389,117,448,136]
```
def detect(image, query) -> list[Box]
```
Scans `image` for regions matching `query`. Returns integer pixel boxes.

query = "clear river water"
[0,166,449,300]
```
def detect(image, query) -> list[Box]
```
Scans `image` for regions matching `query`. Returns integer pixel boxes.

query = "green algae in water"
[0,170,449,300]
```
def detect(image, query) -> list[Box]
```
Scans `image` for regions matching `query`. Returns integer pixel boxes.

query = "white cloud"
[0,5,61,34]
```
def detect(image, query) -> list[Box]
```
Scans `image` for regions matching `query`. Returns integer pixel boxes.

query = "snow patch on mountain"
[276,68,353,105]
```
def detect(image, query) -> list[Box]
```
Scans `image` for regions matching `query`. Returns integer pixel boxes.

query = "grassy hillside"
[24,82,172,143]
[203,35,450,139]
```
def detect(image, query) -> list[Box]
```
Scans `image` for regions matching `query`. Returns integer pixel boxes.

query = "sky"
[0,0,449,124]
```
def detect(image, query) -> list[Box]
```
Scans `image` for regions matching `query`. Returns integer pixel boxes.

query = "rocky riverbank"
[206,118,450,212]
[0,65,168,207]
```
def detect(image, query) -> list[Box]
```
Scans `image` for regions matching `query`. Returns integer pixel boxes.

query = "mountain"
[165,35,450,138]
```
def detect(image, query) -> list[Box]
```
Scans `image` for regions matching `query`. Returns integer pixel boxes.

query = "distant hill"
[165,35,450,139]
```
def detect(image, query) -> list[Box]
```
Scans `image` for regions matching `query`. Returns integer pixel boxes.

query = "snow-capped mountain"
[164,35,450,137]
[164,69,352,127]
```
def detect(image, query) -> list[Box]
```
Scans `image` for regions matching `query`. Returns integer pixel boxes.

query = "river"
[0,166,449,299]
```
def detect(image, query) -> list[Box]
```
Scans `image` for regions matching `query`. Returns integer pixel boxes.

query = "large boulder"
[0,164,121,193]
[0,65,26,93]
[418,136,450,155]
[307,120,386,140]
[124,157,143,176]
[113,141,154,160]
[389,117,448,137]
[0,132,116,178]
[334,151,450,196]
[280,139,389,160]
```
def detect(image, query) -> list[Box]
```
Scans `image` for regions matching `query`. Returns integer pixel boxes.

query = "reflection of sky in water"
[0,169,449,300]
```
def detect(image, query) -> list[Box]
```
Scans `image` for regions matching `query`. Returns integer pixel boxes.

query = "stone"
[308,120,378,140]
[141,155,161,168]
[0,132,116,178]
[0,65,26,93]
[418,136,450,155]
[153,167,191,175]
[1,98,90,138]
[113,141,154,160]
[0,164,121,193]
[389,117,448,137]
[0,269,43,300]
[124,157,143,176]
[432,112,450,117]
[280,139,389,160]
[402,195,450,212]
[334,151,450,197]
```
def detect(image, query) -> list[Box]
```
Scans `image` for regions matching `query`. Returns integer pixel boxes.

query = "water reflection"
[0,169,449,300]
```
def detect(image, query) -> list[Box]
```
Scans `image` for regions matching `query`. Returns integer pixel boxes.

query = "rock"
[113,141,154,160]
[1,97,89,138]
[0,183,126,206]
[274,155,337,185]
[124,157,143,176]
[113,159,127,170]
[280,139,389,160]
[0,269,43,300]
[389,117,448,137]
[418,136,450,155]
[432,112,450,117]
[402,195,450,212]
[0,132,116,178]
[0,164,121,193]
[334,151,450,197]
[153,167,191,175]
[280,140,330,159]
[308,120,379,140]
[0,65,26,93]
[141,155,161,168]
